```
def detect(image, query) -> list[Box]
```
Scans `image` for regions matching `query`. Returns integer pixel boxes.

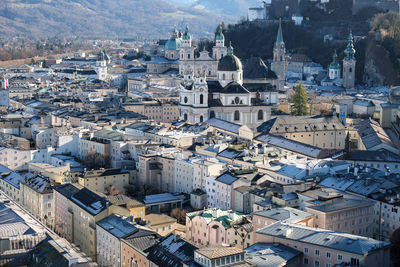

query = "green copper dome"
[329,50,340,70]
[182,25,191,40]
[215,24,224,41]
[344,32,356,60]
[165,26,182,50]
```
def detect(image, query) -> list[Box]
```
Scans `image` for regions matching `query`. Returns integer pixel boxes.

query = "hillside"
[0,0,236,39]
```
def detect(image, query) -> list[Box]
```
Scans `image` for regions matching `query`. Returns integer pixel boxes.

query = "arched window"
[223,73,226,80]
[184,97,188,103]
[200,94,204,104]
[258,110,263,120]
[235,97,240,104]
[234,110,240,121]
[210,111,215,118]
[184,114,188,121]
[200,116,203,123]
[232,74,234,80]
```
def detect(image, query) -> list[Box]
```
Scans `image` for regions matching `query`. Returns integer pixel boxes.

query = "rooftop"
[253,207,313,223]
[97,214,137,238]
[196,246,244,259]
[245,243,301,267]
[257,222,390,255]
[306,198,374,213]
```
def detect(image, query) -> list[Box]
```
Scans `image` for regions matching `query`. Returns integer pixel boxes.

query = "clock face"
[200,88,204,92]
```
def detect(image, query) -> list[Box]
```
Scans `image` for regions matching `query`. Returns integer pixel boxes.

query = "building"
[179,25,221,78]
[255,222,391,267]
[194,246,246,267]
[78,168,130,194]
[107,194,145,219]
[271,19,287,90]
[253,207,314,233]
[248,1,270,21]
[245,243,302,267]
[328,51,341,80]
[147,233,199,267]
[343,32,356,90]
[53,184,109,261]
[0,164,24,202]
[179,40,278,128]
[306,198,375,238]
[186,208,252,248]
[121,229,162,267]
[96,214,138,267]
[145,213,177,236]
[20,174,55,227]
[258,115,346,150]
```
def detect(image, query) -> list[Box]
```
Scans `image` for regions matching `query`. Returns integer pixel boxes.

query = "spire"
[329,50,340,69]
[183,24,191,40]
[344,30,356,60]
[275,18,284,46]
[227,41,233,56]
[215,24,224,41]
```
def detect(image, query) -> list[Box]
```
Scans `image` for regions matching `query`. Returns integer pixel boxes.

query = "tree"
[290,83,308,116]
[170,208,187,224]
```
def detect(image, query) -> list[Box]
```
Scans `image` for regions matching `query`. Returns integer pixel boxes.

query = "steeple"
[275,18,284,47]
[183,25,191,40]
[227,42,233,56]
[329,50,340,70]
[344,31,356,60]
[215,24,224,41]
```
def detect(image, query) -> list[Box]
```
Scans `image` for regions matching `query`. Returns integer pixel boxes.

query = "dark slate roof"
[220,82,249,94]
[218,54,242,71]
[70,187,108,216]
[244,83,276,92]
[340,149,400,162]
[215,172,238,185]
[124,230,162,255]
[147,234,200,267]
[54,183,80,199]
[243,57,278,80]
[207,80,224,93]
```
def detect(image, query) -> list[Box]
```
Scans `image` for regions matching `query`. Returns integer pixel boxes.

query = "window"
[232,73,234,80]
[235,97,240,104]
[304,247,309,254]
[315,250,320,256]
[184,114,188,121]
[338,255,343,261]
[304,258,309,264]
[223,73,226,80]
[315,260,320,267]
[200,116,203,123]
[184,97,188,103]
[258,110,263,120]
[200,94,204,104]
[234,110,240,121]
[210,111,215,119]
[326,252,331,259]
[351,258,359,266]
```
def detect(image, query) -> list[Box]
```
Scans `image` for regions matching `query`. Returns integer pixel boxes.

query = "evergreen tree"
[290,83,308,116]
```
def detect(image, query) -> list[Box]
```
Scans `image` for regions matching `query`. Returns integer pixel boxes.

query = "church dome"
[218,44,242,71]
[165,38,182,51]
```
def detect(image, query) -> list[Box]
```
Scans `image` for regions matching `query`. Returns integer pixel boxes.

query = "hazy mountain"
[170,0,261,17]
[0,0,236,39]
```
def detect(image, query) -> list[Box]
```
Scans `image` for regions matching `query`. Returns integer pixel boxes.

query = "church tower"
[96,51,107,81]
[328,50,341,80]
[179,25,195,75]
[343,31,356,89]
[272,19,286,90]
[213,24,227,60]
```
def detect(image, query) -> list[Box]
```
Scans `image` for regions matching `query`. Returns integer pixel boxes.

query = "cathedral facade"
[178,26,279,129]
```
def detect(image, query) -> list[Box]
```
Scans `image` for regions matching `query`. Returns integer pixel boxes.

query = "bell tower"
[271,19,286,90]
[343,31,356,89]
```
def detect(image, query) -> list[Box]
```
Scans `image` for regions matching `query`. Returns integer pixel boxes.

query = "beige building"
[145,213,177,237]
[259,115,346,150]
[256,222,391,267]
[107,194,145,219]
[77,168,130,194]
[79,136,111,160]
[28,162,70,184]
[124,101,179,122]
[306,198,375,238]
[20,174,55,227]
[252,207,314,233]
[0,164,24,202]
